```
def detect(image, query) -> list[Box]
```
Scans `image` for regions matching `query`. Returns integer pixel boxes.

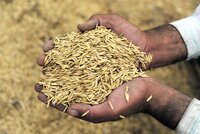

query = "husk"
[39,26,152,108]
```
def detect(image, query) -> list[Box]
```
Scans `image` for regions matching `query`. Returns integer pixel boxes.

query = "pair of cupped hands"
[35,14,191,129]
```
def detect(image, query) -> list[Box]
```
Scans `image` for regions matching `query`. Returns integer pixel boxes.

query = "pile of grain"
[1,0,197,134]
[39,26,151,108]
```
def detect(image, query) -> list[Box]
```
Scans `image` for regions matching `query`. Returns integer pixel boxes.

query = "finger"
[37,93,67,112]
[67,78,148,123]
[37,91,118,121]
[34,83,43,92]
[37,92,47,103]
[43,40,54,52]
[78,14,115,32]
[77,14,138,39]
[78,19,98,32]
[37,92,121,122]
[67,101,119,123]
[36,54,45,66]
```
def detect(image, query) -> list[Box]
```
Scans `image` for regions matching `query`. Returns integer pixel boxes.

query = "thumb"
[77,14,114,32]
[78,18,99,32]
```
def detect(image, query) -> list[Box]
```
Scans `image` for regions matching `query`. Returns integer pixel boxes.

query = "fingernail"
[68,109,79,117]
[43,44,54,52]
[35,83,43,92]
[44,45,52,52]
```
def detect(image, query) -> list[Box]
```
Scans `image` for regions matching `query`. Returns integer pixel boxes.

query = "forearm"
[145,81,192,129]
[145,24,187,68]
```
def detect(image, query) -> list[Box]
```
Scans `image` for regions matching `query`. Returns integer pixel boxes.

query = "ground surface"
[0,0,200,134]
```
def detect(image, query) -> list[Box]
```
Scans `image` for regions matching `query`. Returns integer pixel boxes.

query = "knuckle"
[109,13,120,20]
[106,14,120,27]
[89,14,121,28]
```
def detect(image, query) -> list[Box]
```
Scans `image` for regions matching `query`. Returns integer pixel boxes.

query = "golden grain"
[125,86,129,103]
[39,26,152,109]
[63,104,68,113]
[146,95,152,102]
[119,115,125,119]
[81,110,89,117]
[108,101,114,110]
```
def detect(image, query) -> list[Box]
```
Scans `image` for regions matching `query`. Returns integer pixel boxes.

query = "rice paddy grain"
[119,115,125,119]
[146,95,152,102]
[125,86,129,103]
[81,110,89,117]
[39,26,152,109]
[109,101,114,110]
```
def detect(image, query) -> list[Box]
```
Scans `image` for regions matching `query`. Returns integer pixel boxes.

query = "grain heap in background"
[39,26,152,109]
[0,0,196,134]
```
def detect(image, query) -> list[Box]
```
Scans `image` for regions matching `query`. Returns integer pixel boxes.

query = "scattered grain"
[81,110,89,117]
[109,101,114,110]
[119,115,125,119]
[141,74,149,77]
[146,95,152,102]
[125,86,129,103]
[62,104,68,113]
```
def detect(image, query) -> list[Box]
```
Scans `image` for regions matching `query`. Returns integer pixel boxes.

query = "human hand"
[36,56,192,129]
[35,14,190,129]
[36,41,151,123]
[37,14,187,69]
[36,41,152,122]
[78,14,147,52]
[35,76,150,123]
[78,14,188,68]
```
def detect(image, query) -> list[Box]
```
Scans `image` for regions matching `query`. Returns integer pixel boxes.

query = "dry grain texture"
[40,26,151,107]
[0,0,199,134]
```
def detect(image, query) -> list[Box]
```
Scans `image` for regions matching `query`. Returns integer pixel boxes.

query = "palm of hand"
[36,76,149,123]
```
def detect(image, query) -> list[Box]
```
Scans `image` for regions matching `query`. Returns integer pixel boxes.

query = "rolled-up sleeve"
[170,5,200,134]
[176,98,200,134]
[171,5,200,60]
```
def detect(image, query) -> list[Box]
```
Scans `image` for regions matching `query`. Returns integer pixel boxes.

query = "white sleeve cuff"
[171,16,200,60]
[176,98,200,134]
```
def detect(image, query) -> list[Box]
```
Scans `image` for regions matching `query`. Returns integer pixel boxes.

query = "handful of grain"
[39,26,152,109]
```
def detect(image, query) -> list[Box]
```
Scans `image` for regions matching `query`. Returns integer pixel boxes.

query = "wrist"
[144,24,187,68]
[144,79,192,129]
